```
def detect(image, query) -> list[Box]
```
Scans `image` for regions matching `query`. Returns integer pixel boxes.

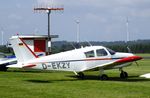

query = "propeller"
[135,61,139,67]
[126,46,140,67]
[127,46,131,53]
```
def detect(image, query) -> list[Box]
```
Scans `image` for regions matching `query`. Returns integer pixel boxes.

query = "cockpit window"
[96,49,108,56]
[107,48,116,55]
[84,50,95,58]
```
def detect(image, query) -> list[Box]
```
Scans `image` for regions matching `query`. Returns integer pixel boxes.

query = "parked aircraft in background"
[140,73,150,78]
[0,52,16,71]
[0,52,15,61]
[8,36,142,80]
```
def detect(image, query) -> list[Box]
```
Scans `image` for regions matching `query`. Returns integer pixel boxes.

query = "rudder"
[10,36,38,63]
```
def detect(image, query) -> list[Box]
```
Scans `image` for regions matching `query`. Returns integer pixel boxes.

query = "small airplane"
[140,73,150,78]
[8,36,142,80]
[0,52,16,61]
[0,52,17,71]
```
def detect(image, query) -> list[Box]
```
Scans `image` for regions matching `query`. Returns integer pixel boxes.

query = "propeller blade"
[127,46,131,53]
[135,61,139,67]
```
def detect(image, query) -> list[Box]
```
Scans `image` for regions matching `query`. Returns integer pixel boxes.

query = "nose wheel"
[120,71,128,79]
[99,68,109,80]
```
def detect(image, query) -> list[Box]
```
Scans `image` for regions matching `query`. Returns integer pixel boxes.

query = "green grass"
[0,59,150,98]
[136,53,150,57]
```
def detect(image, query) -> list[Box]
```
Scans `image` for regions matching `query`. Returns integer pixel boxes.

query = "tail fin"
[10,36,38,63]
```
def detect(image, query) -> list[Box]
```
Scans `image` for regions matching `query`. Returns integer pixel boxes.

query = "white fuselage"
[23,46,134,72]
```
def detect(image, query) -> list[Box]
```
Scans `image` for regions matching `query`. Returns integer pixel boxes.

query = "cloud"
[1,0,150,42]
[8,13,23,20]
[16,3,21,8]
[63,0,150,7]
[36,0,63,7]
[84,13,107,23]
[130,8,150,18]
[35,0,150,19]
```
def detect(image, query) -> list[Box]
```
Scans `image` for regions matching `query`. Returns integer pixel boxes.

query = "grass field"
[0,59,150,98]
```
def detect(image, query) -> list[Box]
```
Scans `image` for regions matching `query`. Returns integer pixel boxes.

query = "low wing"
[7,64,22,68]
[84,60,116,71]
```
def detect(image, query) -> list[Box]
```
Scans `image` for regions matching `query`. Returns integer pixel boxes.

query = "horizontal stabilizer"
[7,63,36,68]
[7,64,22,68]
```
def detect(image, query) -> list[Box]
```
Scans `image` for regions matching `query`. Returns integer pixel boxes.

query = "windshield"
[107,48,116,55]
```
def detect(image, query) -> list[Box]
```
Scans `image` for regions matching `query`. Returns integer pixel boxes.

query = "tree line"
[51,40,150,54]
[0,39,150,54]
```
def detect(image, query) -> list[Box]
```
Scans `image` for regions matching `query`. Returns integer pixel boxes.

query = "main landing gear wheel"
[120,71,128,79]
[100,74,109,80]
[0,64,8,71]
[77,72,85,79]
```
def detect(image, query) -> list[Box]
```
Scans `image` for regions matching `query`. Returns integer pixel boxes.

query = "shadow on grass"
[26,80,53,83]
[25,78,77,84]
[24,75,150,84]
[67,75,150,82]
[108,76,150,82]
[7,69,54,73]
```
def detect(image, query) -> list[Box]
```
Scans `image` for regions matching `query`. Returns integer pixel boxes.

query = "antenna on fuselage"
[79,43,84,48]
[74,42,82,49]
[69,42,76,49]
[85,40,92,47]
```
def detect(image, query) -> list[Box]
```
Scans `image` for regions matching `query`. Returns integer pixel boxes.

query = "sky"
[0,0,150,44]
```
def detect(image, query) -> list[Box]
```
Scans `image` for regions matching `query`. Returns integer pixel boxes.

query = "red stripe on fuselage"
[25,56,142,66]
[27,58,113,65]
[23,64,36,68]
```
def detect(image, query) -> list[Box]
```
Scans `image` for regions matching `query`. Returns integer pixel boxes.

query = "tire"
[100,74,108,80]
[124,72,128,78]
[77,72,85,79]
[0,64,8,71]
[120,71,128,79]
